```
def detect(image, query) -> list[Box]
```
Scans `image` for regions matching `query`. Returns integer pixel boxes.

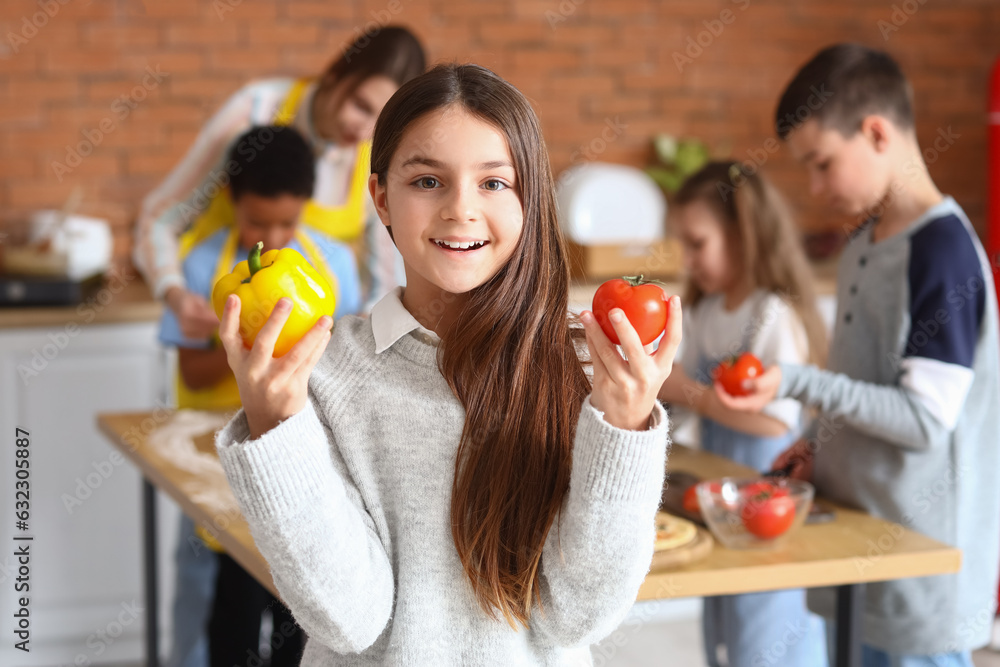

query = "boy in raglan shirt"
[718,43,1000,666]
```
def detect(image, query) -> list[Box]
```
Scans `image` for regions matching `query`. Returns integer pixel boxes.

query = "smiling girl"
[213,64,682,665]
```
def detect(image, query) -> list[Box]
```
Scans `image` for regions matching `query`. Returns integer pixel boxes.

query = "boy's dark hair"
[227,125,315,200]
[775,43,914,140]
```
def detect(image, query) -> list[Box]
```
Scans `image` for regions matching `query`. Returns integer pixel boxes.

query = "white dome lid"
[556,162,666,245]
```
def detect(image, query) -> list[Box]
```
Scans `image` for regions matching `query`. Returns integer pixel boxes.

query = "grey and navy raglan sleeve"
[533,396,669,647]
[779,214,985,451]
[214,393,395,653]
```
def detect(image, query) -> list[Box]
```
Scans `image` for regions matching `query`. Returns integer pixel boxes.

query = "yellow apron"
[177,78,372,259]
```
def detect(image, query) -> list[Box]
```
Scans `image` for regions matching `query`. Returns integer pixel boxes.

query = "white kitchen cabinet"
[0,319,180,667]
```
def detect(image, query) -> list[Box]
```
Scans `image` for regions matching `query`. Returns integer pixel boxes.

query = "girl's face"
[369,105,524,300]
[313,74,398,145]
[673,200,741,295]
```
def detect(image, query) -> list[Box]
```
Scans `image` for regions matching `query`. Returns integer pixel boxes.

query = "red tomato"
[741,487,796,539]
[592,276,669,346]
[740,481,788,499]
[684,481,724,514]
[713,352,764,397]
[741,481,775,498]
[682,485,700,514]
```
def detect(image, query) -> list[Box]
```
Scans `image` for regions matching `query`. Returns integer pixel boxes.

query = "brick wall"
[1,0,997,270]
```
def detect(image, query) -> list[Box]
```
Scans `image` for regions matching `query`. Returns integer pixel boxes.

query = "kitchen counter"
[0,268,162,329]
[0,259,840,331]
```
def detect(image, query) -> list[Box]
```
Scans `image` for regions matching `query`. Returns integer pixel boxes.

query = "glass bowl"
[695,477,814,550]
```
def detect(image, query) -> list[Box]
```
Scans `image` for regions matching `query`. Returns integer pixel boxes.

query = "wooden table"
[97,411,961,667]
[643,444,961,667]
[97,410,276,667]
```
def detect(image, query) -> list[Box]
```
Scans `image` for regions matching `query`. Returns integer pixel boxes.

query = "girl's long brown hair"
[675,161,828,366]
[370,64,591,627]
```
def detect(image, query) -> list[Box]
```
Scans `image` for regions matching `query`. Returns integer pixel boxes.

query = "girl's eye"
[414,177,439,189]
[483,179,507,191]
[817,160,831,172]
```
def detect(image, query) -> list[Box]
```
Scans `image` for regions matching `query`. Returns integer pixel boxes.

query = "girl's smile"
[431,237,490,252]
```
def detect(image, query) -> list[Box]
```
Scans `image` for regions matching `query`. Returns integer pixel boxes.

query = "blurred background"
[0,0,997,254]
[0,1,998,666]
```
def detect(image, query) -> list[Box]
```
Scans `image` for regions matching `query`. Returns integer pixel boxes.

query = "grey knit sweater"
[215,313,670,666]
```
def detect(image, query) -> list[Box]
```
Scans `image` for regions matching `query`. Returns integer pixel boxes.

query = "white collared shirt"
[369,287,440,353]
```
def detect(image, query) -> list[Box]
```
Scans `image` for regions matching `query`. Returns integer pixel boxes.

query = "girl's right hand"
[219,295,332,439]
[771,438,814,482]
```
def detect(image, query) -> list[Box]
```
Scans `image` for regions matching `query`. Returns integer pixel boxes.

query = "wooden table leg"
[834,583,865,667]
[143,478,160,667]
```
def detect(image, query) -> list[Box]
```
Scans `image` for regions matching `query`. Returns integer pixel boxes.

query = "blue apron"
[694,295,828,667]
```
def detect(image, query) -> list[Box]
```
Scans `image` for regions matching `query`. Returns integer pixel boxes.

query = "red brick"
[117,51,206,75]
[0,155,39,180]
[8,76,81,102]
[166,76,244,101]
[127,151,184,177]
[583,94,656,118]
[82,23,162,48]
[212,0,279,22]
[8,178,88,207]
[477,19,549,45]
[588,0,655,18]
[432,1,509,20]
[550,24,617,46]
[285,2,357,21]
[246,23,321,45]
[129,102,206,126]
[42,49,123,75]
[547,74,616,96]
[514,0,587,22]
[0,51,41,75]
[4,23,80,55]
[510,48,582,73]
[0,100,43,126]
[133,0,203,20]
[208,49,281,73]
[48,153,123,181]
[164,22,240,47]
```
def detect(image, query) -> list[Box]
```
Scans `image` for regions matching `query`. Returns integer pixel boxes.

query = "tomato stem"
[622,273,672,289]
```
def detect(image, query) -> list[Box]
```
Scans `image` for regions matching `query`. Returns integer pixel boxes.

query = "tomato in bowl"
[695,477,813,549]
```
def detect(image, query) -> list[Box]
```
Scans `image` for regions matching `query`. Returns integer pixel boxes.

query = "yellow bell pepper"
[212,242,335,357]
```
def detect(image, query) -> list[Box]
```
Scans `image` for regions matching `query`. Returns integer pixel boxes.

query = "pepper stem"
[248,242,263,277]
[241,242,264,285]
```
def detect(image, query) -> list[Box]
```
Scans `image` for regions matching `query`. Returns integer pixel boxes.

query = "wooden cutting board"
[650,522,714,572]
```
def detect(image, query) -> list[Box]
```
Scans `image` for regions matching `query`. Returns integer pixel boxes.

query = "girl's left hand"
[581,296,682,431]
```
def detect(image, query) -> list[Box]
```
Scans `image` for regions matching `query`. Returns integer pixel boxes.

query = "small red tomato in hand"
[592,275,669,346]
[713,352,764,397]
[741,485,796,539]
